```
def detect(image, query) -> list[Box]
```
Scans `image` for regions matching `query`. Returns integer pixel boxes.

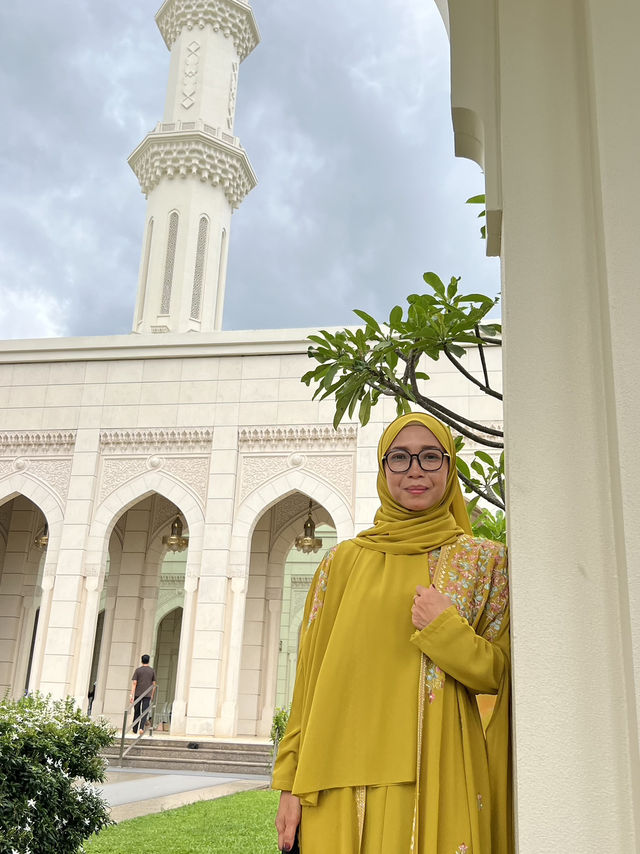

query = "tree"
[301,272,505,529]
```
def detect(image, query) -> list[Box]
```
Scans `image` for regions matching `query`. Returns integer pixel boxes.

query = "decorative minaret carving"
[129,0,259,334]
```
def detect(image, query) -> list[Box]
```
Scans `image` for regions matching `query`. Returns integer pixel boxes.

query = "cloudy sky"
[0,0,500,340]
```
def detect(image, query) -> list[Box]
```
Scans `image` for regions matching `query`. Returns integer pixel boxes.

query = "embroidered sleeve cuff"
[410,604,461,648]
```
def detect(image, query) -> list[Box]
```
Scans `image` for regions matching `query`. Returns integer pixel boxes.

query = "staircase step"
[101,739,273,776]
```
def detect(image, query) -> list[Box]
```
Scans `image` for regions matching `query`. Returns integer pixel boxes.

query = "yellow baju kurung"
[273,413,512,854]
[273,536,511,854]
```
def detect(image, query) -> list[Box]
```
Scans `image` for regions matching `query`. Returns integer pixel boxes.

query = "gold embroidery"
[355,785,366,850]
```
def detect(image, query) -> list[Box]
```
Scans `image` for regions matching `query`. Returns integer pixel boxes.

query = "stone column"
[170,574,198,734]
[443,0,640,848]
[257,589,282,737]
[215,574,247,736]
[70,575,102,708]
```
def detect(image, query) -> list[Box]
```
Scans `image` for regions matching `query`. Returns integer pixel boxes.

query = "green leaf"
[456,457,471,479]
[359,392,372,426]
[352,309,381,334]
[475,451,495,466]
[333,397,350,429]
[466,194,485,205]
[389,305,403,329]
[466,495,480,516]
[422,272,446,296]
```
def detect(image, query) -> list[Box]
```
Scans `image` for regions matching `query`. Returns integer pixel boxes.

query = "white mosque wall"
[0,330,503,735]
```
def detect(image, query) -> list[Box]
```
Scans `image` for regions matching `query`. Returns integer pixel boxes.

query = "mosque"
[0,0,501,739]
[1,1,638,850]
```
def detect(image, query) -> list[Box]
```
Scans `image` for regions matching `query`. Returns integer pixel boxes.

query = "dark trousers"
[132,696,151,733]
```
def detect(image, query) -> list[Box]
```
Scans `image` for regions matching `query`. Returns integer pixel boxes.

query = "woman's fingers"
[275,791,301,851]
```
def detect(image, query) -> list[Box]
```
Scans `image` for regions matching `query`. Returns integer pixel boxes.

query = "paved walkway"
[100,766,271,823]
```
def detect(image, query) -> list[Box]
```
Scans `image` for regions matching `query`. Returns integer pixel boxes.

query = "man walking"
[130,654,156,734]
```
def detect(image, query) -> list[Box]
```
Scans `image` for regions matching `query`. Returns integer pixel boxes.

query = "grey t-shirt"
[131,664,156,699]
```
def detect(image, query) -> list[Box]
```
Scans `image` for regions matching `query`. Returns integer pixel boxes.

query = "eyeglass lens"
[385,450,445,472]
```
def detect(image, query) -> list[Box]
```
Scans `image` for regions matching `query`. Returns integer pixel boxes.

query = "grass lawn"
[85,789,281,854]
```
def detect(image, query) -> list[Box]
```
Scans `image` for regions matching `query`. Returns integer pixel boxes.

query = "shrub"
[0,692,115,854]
[270,706,290,749]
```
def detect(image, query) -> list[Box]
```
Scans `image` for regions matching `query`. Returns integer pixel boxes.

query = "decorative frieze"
[0,432,75,503]
[182,41,200,109]
[129,130,256,208]
[0,431,75,455]
[156,0,259,62]
[100,429,212,454]
[23,460,73,501]
[227,61,238,130]
[239,453,354,505]
[238,424,357,452]
[100,459,149,501]
[99,455,209,504]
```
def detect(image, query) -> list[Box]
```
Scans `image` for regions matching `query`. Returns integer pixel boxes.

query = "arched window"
[160,212,179,315]
[190,216,209,320]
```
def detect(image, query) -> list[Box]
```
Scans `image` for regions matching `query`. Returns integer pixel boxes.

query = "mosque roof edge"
[0,327,341,364]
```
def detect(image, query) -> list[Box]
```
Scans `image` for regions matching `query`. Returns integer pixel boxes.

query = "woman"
[273,412,512,854]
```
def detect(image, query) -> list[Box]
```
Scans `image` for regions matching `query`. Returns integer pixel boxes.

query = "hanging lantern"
[295,500,323,554]
[34,523,49,550]
[162,516,189,552]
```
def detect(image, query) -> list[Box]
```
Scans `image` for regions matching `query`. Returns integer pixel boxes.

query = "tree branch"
[457,469,505,510]
[407,378,504,447]
[443,345,503,401]
[474,324,491,390]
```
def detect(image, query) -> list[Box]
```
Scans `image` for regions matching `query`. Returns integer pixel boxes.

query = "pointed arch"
[86,470,205,587]
[228,468,353,581]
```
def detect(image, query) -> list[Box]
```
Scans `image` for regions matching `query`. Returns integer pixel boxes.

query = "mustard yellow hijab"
[354,412,472,554]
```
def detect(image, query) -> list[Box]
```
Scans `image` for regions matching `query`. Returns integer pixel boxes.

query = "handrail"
[117,683,157,764]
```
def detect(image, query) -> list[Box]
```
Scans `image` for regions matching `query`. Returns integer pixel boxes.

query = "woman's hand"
[275,790,301,852]
[412,584,453,631]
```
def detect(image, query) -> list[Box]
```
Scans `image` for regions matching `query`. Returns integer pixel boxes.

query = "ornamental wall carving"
[99,456,210,504]
[0,431,75,455]
[238,424,357,452]
[182,41,200,109]
[0,431,76,504]
[129,131,255,208]
[98,429,212,505]
[239,453,354,506]
[238,424,356,508]
[271,493,312,537]
[156,0,259,62]
[100,429,212,454]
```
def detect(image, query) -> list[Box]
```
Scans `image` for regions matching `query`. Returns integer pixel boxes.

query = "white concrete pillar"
[70,576,102,708]
[215,575,247,736]
[441,0,640,847]
[170,574,198,734]
[94,590,116,715]
[257,590,282,737]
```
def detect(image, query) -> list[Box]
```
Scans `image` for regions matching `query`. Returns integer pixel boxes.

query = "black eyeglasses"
[382,448,450,473]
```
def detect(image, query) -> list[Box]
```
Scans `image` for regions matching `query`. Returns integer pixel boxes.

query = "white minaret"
[129,0,259,334]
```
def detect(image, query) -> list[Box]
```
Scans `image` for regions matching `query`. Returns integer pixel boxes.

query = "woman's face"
[383,424,449,512]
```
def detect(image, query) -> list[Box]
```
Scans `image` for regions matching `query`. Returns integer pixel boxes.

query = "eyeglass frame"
[382,449,450,473]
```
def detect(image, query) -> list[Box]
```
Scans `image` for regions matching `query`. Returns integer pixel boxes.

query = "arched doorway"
[92,494,189,725]
[237,491,336,736]
[0,496,47,699]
